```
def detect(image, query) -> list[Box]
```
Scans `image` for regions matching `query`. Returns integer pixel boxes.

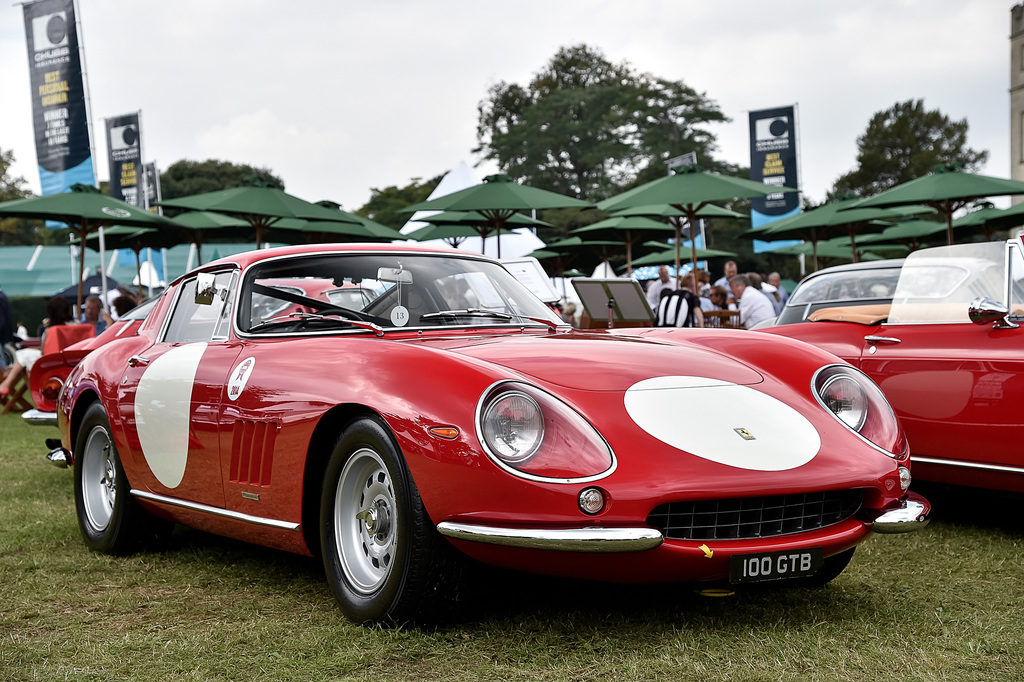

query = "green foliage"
[832,99,989,198]
[475,44,730,202]
[159,159,285,201]
[356,173,444,230]
[0,147,62,247]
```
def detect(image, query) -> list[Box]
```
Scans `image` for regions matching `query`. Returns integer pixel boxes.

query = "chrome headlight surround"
[812,364,906,457]
[475,380,616,483]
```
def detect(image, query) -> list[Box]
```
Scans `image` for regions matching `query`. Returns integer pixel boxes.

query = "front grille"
[647,490,864,541]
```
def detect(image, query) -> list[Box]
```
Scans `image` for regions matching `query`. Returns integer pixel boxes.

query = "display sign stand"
[572,279,654,329]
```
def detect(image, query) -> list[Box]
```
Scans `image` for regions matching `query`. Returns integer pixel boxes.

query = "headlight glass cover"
[476,382,615,482]
[813,365,905,456]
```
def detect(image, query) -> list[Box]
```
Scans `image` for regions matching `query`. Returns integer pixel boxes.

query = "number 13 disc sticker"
[391,305,409,326]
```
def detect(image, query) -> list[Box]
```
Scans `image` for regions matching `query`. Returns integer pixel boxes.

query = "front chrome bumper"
[436,522,663,553]
[869,491,930,533]
[22,409,57,427]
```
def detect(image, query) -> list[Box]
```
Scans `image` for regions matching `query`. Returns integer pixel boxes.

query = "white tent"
[400,160,546,260]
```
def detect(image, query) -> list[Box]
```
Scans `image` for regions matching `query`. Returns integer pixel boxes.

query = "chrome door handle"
[128,355,150,367]
[864,335,901,344]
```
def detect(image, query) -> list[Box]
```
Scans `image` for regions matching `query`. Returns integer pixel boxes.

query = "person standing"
[729,274,775,329]
[768,272,789,312]
[645,265,676,310]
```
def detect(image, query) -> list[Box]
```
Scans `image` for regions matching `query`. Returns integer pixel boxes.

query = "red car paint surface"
[55,243,927,623]
[761,237,1024,493]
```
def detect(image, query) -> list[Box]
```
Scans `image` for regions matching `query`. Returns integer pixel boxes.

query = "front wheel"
[74,402,150,554]
[320,417,454,624]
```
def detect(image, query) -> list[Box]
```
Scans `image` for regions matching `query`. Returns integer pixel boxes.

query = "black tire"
[320,417,454,624]
[74,402,151,555]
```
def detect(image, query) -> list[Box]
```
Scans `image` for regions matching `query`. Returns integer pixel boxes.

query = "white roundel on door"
[227,356,256,401]
[624,376,820,471]
[135,342,207,488]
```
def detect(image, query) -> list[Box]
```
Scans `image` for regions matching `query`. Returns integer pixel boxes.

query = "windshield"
[237,252,562,334]
[888,241,1007,324]
[788,267,902,306]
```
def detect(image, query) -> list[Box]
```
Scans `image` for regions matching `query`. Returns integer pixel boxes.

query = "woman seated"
[0,296,75,398]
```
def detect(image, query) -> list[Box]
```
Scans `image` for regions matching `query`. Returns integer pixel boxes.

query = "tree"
[475,44,730,202]
[0,147,64,246]
[159,159,284,200]
[355,174,443,230]
[831,99,989,198]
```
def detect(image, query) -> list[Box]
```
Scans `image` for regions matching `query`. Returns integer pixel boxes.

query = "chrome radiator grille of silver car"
[647,490,864,541]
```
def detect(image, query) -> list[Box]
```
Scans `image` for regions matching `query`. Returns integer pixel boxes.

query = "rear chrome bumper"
[22,409,57,427]
[436,522,663,553]
[870,491,930,533]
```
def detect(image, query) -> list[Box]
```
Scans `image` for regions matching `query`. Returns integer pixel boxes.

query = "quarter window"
[163,271,237,343]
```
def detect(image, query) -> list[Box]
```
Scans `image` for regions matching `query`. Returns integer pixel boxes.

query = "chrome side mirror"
[195,273,217,306]
[968,296,1019,329]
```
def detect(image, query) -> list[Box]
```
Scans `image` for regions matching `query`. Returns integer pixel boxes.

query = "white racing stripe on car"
[624,376,820,471]
[135,343,207,488]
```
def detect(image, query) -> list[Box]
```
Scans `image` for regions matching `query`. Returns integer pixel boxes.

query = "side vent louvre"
[230,420,278,487]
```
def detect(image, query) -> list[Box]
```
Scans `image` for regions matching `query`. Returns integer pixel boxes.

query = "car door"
[117,269,242,508]
[859,239,1024,473]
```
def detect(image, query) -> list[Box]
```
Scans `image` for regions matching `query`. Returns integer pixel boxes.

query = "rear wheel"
[74,402,152,554]
[320,417,453,624]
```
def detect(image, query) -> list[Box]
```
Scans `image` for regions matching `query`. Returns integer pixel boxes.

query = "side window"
[163,271,237,343]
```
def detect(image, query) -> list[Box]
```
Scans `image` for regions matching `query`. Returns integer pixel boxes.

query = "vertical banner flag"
[105,112,142,206]
[142,162,161,210]
[23,0,95,195]
[749,106,800,251]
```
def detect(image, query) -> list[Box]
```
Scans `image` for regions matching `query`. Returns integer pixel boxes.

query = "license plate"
[729,548,823,584]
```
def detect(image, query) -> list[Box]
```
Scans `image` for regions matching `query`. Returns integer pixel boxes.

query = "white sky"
[0,0,1015,212]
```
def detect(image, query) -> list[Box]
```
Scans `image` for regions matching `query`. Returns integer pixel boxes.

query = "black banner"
[106,113,142,206]
[23,0,94,193]
[749,106,799,224]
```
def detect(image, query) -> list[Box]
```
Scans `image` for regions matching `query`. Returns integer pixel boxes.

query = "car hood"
[413,332,765,391]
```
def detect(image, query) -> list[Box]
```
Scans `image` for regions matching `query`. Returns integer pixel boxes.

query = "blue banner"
[23,0,95,197]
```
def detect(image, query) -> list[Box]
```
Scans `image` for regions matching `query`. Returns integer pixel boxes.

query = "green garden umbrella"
[855,163,1024,246]
[631,244,737,267]
[158,179,362,248]
[406,210,552,248]
[400,174,591,257]
[571,215,673,276]
[84,225,178,297]
[598,165,788,292]
[750,197,932,270]
[855,219,949,251]
[169,211,251,264]
[951,202,1024,240]
[0,184,179,312]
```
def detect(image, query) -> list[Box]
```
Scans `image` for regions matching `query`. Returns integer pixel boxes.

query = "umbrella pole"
[135,249,143,298]
[77,221,88,318]
[944,201,954,246]
[687,210,698,295]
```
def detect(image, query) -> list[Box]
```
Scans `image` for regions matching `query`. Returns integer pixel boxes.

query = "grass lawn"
[1,409,1022,681]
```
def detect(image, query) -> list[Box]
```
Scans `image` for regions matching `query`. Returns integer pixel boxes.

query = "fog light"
[898,466,911,491]
[578,487,605,515]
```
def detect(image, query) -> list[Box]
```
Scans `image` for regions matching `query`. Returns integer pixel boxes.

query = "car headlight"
[813,365,906,457]
[476,381,615,482]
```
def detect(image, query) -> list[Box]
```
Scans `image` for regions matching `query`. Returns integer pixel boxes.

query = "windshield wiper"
[251,311,384,337]
[420,308,514,321]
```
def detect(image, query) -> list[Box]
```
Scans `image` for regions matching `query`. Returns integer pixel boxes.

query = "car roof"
[802,258,906,278]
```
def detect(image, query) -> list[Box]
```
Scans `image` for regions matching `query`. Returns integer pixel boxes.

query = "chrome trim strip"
[131,489,300,531]
[22,409,58,427]
[436,521,662,553]
[871,500,930,534]
[912,455,1024,475]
